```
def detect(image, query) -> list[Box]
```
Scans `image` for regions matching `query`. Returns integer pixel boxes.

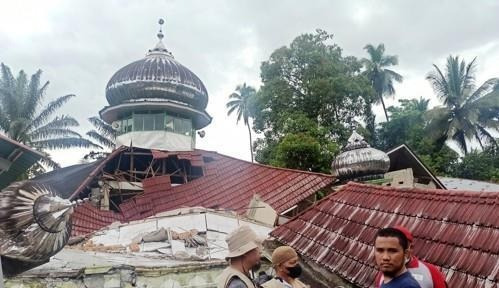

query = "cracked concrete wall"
[5,264,226,288]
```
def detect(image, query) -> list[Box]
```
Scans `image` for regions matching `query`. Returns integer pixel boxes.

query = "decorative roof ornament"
[148,18,173,57]
[331,131,390,180]
[157,18,165,40]
[342,131,370,151]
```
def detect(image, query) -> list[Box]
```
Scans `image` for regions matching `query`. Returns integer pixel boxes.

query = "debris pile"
[70,227,210,260]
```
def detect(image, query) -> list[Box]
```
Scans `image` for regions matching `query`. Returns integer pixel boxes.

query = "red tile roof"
[72,149,334,236]
[72,202,123,236]
[270,182,499,288]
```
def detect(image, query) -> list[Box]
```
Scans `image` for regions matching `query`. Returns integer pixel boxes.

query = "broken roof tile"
[72,149,335,237]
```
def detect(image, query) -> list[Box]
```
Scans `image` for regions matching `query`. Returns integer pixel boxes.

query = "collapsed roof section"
[10,208,274,287]
[35,146,334,236]
[78,207,272,260]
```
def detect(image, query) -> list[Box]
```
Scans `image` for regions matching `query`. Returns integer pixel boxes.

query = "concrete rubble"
[6,207,273,288]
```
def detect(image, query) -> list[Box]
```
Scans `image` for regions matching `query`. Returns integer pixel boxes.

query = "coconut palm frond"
[88,117,116,139]
[27,94,75,131]
[226,83,256,162]
[29,128,82,141]
[362,43,402,122]
[32,137,102,150]
[86,130,115,149]
[426,56,499,154]
[23,70,48,118]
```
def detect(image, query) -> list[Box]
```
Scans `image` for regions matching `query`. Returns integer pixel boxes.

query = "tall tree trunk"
[475,132,484,151]
[365,104,376,144]
[379,92,390,122]
[247,123,254,162]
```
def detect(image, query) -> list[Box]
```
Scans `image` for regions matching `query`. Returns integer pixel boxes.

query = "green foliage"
[376,97,459,175]
[226,83,256,126]
[0,63,99,171]
[376,97,429,150]
[252,30,373,172]
[377,56,499,176]
[449,145,499,182]
[413,138,459,176]
[272,133,321,171]
[426,56,499,154]
[231,32,498,181]
[261,113,340,172]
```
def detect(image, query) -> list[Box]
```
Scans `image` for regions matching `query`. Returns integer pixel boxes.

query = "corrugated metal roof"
[438,177,499,192]
[0,134,43,189]
[270,182,499,288]
[71,149,335,236]
[32,160,104,199]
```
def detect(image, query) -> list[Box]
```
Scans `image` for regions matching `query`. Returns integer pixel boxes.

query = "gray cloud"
[1,0,498,166]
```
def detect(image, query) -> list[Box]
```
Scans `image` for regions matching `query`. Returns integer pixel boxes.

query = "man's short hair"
[376,227,409,250]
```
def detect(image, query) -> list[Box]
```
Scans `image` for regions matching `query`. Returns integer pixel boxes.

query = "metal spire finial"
[147,18,173,57]
[157,18,165,41]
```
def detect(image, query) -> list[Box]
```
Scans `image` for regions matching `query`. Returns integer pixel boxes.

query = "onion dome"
[100,19,211,129]
[105,20,208,110]
[331,131,390,180]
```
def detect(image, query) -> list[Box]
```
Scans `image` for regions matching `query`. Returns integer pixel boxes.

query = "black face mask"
[252,261,262,272]
[286,264,302,278]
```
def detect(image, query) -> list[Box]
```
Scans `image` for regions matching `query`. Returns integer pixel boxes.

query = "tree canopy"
[251,30,374,172]
[426,56,499,154]
[375,97,459,175]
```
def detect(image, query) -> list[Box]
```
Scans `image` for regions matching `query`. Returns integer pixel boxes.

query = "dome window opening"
[114,112,193,137]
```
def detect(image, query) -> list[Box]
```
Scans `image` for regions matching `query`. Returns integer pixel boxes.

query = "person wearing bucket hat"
[217,225,264,288]
[261,246,309,288]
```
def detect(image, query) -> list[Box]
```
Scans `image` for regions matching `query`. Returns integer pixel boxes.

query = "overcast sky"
[1,0,498,167]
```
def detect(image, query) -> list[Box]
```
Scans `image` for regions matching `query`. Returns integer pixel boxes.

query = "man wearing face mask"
[262,246,309,288]
[217,225,264,288]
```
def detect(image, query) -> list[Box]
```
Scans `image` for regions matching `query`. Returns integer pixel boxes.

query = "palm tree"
[0,63,98,170]
[399,97,430,113]
[426,56,499,154]
[83,116,116,161]
[226,83,256,162]
[362,43,403,122]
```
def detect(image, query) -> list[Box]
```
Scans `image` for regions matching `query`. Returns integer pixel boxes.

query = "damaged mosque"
[0,20,497,288]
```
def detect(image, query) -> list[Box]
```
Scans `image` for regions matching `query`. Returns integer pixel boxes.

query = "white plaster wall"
[116,131,193,151]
